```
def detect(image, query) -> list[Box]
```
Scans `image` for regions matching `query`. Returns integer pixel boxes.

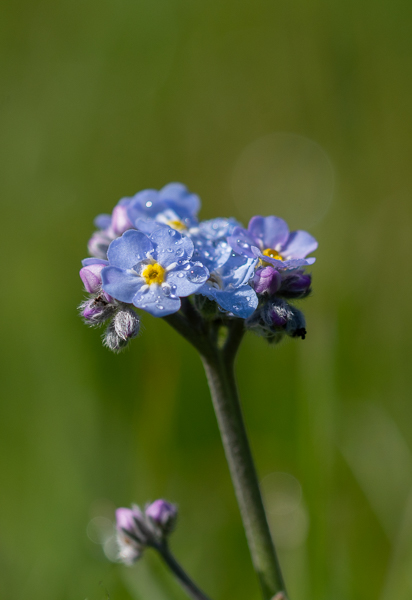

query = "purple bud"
[116,508,135,532]
[115,507,145,565]
[279,272,312,299]
[79,263,106,294]
[253,267,281,295]
[111,204,134,236]
[114,308,140,340]
[145,499,177,535]
[79,296,116,325]
[87,230,112,260]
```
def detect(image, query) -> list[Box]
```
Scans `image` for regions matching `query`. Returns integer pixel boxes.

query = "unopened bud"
[253,266,281,295]
[115,506,146,565]
[279,271,312,299]
[80,263,106,294]
[111,202,134,236]
[87,230,112,260]
[145,500,178,536]
[114,308,140,341]
[103,321,129,352]
[79,297,116,326]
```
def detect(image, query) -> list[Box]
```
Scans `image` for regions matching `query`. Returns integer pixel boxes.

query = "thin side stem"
[155,542,212,600]
[201,339,287,599]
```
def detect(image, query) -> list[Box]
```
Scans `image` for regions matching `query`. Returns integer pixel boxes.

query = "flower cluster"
[116,499,177,564]
[79,183,317,350]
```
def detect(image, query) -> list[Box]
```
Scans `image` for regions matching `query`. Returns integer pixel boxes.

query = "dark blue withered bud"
[278,271,312,299]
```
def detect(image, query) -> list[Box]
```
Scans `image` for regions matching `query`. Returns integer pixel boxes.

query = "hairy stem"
[201,323,287,600]
[155,542,212,600]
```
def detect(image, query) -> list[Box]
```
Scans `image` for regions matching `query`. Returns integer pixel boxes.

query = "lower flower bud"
[114,308,140,341]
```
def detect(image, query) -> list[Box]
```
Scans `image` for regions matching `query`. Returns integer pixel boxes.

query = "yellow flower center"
[167,219,187,231]
[141,263,165,285]
[262,248,283,261]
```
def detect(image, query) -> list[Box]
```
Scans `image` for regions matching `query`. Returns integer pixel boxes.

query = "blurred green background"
[1,0,412,599]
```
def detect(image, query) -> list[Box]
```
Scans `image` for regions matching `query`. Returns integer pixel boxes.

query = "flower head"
[126,183,201,234]
[101,226,209,317]
[228,216,317,271]
[115,499,178,565]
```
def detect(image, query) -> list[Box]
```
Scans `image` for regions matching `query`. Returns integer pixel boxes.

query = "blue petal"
[135,219,160,235]
[166,262,209,296]
[227,227,257,258]
[198,217,241,240]
[107,230,154,269]
[132,285,181,317]
[219,255,257,287]
[259,254,311,270]
[207,285,258,318]
[127,190,166,225]
[150,226,194,266]
[191,236,232,271]
[101,267,143,303]
[282,230,318,259]
[159,182,201,215]
[248,216,289,250]
[94,214,112,229]
[82,258,109,267]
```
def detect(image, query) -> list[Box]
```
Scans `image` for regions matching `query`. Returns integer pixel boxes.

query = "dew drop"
[177,272,185,278]
[176,248,184,257]
[167,248,173,253]
[162,286,171,297]
[156,304,164,310]
[145,201,153,208]
[168,229,176,236]
[187,265,207,284]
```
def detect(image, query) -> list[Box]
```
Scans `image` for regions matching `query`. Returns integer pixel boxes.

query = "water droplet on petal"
[177,272,185,278]
[167,248,173,253]
[162,285,171,297]
[187,265,208,284]
[145,201,153,208]
[176,248,184,257]
[156,304,164,310]
[168,229,176,236]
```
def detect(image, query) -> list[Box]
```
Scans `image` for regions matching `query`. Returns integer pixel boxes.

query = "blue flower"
[126,183,201,234]
[227,216,317,270]
[197,252,258,318]
[101,227,209,317]
[190,217,240,273]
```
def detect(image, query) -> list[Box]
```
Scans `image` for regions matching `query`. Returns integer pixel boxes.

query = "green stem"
[201,323,287,600]
[165,310,288,599]
[155,542,213,600]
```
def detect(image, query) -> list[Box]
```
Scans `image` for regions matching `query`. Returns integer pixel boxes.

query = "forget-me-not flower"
[197,252,258,318]
[101,226,209,317]
[228,216,317,270]
[126,183,201,235]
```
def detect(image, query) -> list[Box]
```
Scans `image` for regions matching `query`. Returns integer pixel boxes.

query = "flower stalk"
[165,310,287,600]
[155,541,212,600]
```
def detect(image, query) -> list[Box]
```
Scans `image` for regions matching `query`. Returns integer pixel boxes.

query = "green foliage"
[1,0,412,598]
